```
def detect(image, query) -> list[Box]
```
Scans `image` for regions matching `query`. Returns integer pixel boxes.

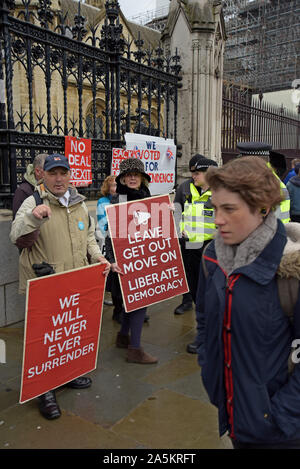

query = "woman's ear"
[260,207,270,217]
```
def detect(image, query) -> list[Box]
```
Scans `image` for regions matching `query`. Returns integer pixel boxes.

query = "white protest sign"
[111,133,176,195]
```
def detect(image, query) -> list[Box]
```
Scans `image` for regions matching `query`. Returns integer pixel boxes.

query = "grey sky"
[118,0,156,19]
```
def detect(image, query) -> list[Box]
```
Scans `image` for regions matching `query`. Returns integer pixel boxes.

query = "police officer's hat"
[236,141,286,175]
[236,142,272,156]
[189,154,218,172]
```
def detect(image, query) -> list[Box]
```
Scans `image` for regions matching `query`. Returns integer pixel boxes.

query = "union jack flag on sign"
[166,147,174,160]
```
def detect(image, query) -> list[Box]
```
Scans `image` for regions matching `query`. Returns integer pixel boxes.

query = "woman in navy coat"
[196,156,300,449]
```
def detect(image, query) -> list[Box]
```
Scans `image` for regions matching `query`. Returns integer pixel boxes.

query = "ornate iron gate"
[0,0,181,208]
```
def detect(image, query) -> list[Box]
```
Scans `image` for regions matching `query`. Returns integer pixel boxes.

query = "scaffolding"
[128,5,169,26]
[223,0,300,93]
[129,0,300,93]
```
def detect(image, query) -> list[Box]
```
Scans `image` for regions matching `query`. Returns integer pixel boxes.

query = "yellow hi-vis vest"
[180,184,216,243]
[266,163,290,224]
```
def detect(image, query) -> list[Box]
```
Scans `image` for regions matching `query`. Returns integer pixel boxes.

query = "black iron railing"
[0,0,181,207]
[222,84,300,158]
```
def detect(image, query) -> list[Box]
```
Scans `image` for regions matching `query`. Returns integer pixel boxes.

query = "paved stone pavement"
[0,294,232,450]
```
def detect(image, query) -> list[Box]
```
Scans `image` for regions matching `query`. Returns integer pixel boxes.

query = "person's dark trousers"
[119,307,147,348]
[182,291,193,305]
[185,240,210,353]
[185,239,211,302]
[117,307,157,364]
[232,439,300,449]
[184,246,205,303]
[174,239,193,314]
[291,214,300,223]
[110,271,124,323]
[111,291,124,323]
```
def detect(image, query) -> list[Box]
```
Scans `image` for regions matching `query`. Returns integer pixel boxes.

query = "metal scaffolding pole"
[222,0,300,93]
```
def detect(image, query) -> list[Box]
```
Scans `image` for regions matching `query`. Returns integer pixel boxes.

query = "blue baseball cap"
[44,153,70,171]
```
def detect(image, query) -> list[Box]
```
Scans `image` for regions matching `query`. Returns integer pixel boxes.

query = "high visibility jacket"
[180,184,216,244]
[267,163,290,224]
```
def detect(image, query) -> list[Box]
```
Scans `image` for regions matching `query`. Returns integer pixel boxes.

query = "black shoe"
[174,303,193,315]
[186,341,198,354]
[66,376,92,389]
[38,391,61,420]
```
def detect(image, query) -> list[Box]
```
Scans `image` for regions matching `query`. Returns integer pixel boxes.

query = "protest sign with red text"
[111,133,176,195]
[106,194,188,312]
[20,264,105,404]
[65,136,92,187]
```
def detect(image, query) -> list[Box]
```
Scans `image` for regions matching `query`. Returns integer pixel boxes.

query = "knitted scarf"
[116,182,151,201]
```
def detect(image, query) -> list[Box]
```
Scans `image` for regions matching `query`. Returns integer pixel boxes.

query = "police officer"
[174,155,218,353]
[236,142,290,224]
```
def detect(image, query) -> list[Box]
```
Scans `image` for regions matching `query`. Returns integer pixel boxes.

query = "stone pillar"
[162,0,226,180]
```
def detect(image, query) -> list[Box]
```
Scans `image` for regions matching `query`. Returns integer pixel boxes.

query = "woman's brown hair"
[100,175,116,196]
[206,156,283,212]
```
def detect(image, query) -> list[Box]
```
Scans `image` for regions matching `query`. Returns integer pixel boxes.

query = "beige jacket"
[277,222,300,279]
[10,184,102,293]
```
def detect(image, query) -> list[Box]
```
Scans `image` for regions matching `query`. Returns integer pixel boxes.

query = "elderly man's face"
[44,167,70,197]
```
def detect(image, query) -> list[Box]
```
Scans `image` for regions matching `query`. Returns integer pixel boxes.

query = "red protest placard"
[20,264,105,404]
[106,194,189,312]
[65,136,92,187]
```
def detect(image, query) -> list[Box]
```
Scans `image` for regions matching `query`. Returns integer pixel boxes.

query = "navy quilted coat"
[196,221,300,444]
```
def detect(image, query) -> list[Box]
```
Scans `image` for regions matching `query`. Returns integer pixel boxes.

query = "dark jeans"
[232,439,300,449]
[119,307,147,348]
[110,271,125,316]
[183,239,210,303]
[179,238,205,305]
[179,238,193,305]
[184,246,205,303]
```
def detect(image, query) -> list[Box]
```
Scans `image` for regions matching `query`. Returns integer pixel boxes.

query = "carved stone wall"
[162,0,226,180]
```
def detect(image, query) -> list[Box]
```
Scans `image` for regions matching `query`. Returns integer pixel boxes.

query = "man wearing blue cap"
[10,153,110,420]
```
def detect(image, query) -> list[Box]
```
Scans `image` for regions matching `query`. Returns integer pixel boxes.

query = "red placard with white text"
[20,264,106,404]
[65,136,92,187]
[106,194,189,312]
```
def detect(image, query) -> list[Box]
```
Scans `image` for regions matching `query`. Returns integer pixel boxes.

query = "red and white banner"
[106,194,188,312]
[111,133,176,195]
[20,264,106,404]
[65,136,92,187]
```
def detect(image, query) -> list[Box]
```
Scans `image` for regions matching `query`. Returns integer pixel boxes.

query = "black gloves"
[32,262,55,277]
